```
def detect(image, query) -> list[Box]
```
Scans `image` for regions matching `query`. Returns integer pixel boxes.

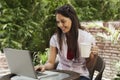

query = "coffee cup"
[79,43,92,58]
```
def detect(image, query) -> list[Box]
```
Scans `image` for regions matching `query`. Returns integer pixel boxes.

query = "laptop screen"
[3,48,37,78]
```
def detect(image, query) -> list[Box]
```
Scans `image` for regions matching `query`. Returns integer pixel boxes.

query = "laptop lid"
[3,48,38,79]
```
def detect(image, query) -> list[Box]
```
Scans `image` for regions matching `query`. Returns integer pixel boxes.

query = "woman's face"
[56,13,72,33]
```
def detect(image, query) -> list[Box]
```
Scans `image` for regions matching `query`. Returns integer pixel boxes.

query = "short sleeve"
[50,35,57,47]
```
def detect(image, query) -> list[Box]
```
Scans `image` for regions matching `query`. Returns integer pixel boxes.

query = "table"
[0,70,80,80]
[54,70,80,80]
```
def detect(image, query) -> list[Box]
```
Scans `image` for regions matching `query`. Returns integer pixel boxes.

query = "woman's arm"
[44,46,57,69]
[35,46,57,71]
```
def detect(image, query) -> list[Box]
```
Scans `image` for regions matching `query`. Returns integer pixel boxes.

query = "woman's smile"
[56,14,72,33]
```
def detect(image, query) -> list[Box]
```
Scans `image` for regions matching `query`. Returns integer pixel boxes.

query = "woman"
[35,4,98,80]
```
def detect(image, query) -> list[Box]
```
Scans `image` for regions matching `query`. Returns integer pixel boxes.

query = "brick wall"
[0,52,10,77]
[0,53,8,69]
[96,36,120,80]
[84,21,120,80]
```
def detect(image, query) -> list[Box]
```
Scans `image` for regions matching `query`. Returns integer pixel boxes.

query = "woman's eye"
[56,21,59,24]
[61,20,66,24]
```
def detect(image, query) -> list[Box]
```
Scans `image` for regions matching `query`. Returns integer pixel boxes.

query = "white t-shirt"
[50,29,96,78]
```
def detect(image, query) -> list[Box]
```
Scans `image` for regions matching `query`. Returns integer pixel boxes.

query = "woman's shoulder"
[51,33,57,39]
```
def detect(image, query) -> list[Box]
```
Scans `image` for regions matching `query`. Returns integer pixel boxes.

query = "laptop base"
[11,72,69,80]
[11,75,37,80]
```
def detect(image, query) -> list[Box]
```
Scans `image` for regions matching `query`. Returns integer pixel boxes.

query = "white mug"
[79,43,92,58]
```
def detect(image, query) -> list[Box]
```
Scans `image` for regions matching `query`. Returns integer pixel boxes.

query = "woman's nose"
[58,22,63,28]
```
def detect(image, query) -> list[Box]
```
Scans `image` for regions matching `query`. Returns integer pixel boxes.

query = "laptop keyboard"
[36,71,47,76]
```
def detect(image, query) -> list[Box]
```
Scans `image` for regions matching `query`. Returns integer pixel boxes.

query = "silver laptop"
[3,48,59,79]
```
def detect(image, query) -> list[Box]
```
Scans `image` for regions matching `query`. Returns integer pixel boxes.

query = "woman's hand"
[34,65,45,72]
[87,45,98,61]
[91,45,99,55]
[86,45,99,68]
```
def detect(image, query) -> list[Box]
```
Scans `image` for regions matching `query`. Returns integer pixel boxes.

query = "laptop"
[3,48,60,79]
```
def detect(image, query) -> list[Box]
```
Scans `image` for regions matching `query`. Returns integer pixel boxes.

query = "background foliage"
[0,0,68,52]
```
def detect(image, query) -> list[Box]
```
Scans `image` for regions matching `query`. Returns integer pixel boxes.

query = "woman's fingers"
[91,45,99,55]
[34,65,45,72]
[34,65,41,71]
[41,66,45,72]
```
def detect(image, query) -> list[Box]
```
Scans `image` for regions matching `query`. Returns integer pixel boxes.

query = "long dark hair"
[55,4,84,59]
